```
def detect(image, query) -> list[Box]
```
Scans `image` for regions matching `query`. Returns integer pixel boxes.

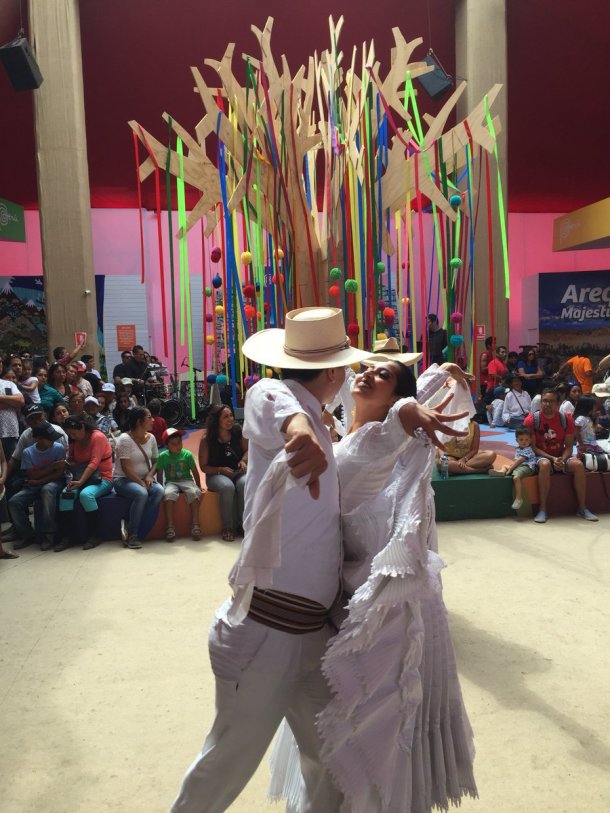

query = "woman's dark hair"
[48,362,67,388]
[51,402,68,421]
[127,405,149,431]
[555,383,569,397]
[568,383,582,403]
[573,394,596,419]
[148,398,162,416]
[389,360,417,398]
[64,412,97,432]
[83,372,102,395]
[205,404,239,450]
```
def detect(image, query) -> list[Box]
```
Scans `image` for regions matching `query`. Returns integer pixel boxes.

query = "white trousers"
[169,613,342,813]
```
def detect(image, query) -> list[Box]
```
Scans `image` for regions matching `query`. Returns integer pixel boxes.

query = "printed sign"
[539,270,610,357]
[474,324,486,340]
[75,331,87,347]
[116,324,136,351]
[0,198,26,243]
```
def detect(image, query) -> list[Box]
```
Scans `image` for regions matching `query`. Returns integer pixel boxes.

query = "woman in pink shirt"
[59,413,113,550]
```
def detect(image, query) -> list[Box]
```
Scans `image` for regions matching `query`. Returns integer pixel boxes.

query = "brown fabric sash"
[248,587,329,635]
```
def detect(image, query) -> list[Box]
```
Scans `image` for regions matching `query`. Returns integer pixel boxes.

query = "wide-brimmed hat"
[241,307,371,369]
[365,336,422,367]
[592,381,610,398]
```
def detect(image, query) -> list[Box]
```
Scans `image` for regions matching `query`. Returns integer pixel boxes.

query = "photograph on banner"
[0,276,47,356]
[539,270,610,361]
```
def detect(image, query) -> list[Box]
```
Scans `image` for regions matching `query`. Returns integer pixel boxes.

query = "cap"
[162,427,186,445]
[101,383,115,392]
[121,378,133,386]
[32,422,62,442]
[84,396,100,406]
[24,403,45,419]
[75,361,87,372]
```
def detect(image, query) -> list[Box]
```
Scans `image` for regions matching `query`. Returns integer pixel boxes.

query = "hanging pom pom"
[215,305,224,316]
[377,299,386,311]
[345,279,358,293]
[256,310,262,320]
[207,373,217,384]
[375,261,385,274]
[241,250,252,265]
[449,193,462,209]
[329,267,342,280]
[450,257,463,269]
[216,373,228,387]
[377,332,388,340]
[450,311,463,324]
[450,334,464,347]
[347,322,360,339]
[401,297,410,305]
[205,313,213,323]
[210,247,222,263]
[272,273,285,285]
[263,302,271,314]
[274,247,284,260]
[265,368,274,378]
[205,335,215,345]
[243,284,255,299]
[244,304,256,320]
[329,285,340,299]
[205,286,213,297]
[212,274,222,289]
[383,307,395,325]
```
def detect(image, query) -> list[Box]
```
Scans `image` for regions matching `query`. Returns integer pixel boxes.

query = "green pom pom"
[329,267,342,280]
[375,261,385,274]
[345,279,358,293]
[205,286,213,297]
[450,257,462,269]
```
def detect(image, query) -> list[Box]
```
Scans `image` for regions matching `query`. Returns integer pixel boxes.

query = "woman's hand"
[143,474,154,489]
[440,363,474,391]
[237,459,247,473]
[218,466,235,478]
[399,395,469,451]
[69,479,82,490]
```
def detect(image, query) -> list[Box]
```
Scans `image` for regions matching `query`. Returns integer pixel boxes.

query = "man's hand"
[283,414,328,499]
[399,394,470,451]
[552,457,564,471]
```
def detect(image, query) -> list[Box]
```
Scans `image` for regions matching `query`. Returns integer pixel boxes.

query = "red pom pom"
[377,299,386,311]
[210,247,222,263]
[244,305,256,320]
[383,307,395,325]
[243,284,255,299]
[347,322,360,338]
[329,284,340,299]
[272,273,285,285]
[263,302,271,314]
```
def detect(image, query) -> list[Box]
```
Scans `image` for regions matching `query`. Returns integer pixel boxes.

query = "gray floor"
[1,512,609,813]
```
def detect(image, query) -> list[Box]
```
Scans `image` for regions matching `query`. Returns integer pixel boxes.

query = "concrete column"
[28,0,98,364]
[455,0,509,359]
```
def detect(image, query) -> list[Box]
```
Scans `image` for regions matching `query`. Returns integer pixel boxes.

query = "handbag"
[579,452,610,472]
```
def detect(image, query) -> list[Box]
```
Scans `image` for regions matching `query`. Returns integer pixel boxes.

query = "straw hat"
[365,336,422,367]
[592,381,610,398]
[241,307,372,369]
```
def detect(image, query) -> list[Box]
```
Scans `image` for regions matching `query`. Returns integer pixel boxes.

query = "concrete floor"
[1,512,609,813]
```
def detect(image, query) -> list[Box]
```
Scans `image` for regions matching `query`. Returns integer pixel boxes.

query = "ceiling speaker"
[0,36,43,91]
[417,52,453,101]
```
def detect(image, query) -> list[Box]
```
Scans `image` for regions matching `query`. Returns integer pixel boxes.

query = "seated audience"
[113,393,132,432]
[506,351,520,376]
[68,391,85,415]
[84,396,119,439]
[157,427,204,541]
[436,418,496,475]
[486,345,509,389]
[573,395,606,456]
[81,354,101,380]
[486,386,507,427]
[148,399,168,447]
[99,383,116,415]
[120,378,138,407]
[16,357,41,405]
[9,422,66,551]
[559,383,581,416]
[53,338,86,367]
[517,348,545,396]
[112,406,164,549]
[47,362,72,400]
[198,404,248,541]
[65,364,81,396]
[502,374,532,429]
[36,365,65,417]
[125,345,153,398]
[490,425,540,510]
[51,402,69,428]
[0,443,18,558]
[59,413,114,551]
[523,388,597,523]
[113,351,132,390]
[73,362,94,398]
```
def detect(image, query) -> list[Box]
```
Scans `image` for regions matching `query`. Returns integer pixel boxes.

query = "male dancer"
[170,307,465,813]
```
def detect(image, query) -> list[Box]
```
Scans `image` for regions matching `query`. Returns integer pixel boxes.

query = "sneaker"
[511,498,523,510]
[126,535,142,550]
[576,508,598,522]
[534,510,547,523]
[13,537,35,550]
[40,534,55,551]
[120,519,128,544]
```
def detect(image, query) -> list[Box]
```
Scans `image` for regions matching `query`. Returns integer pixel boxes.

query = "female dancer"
[270,359,477,813]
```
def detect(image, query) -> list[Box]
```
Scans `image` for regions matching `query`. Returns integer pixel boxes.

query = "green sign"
[0,198,26,242]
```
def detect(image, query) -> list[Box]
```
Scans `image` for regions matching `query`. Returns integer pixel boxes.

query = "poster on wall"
[539,270,610,361]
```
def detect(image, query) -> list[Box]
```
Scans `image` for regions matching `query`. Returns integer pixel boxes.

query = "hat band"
[283,337,350,359]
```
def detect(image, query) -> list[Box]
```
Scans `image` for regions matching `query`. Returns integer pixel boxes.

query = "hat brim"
[242,328,373,369]
[364,351,423,367]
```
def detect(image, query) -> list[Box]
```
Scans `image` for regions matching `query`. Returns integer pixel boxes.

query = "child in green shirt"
[157,429,204,540]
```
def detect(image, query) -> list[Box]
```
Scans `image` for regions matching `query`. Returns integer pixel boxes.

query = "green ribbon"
[484,96,510,298]
[176,137,196,419]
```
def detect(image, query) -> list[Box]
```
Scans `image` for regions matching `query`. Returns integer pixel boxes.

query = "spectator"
[530,379,556,414]
[592,381,610,430]
[85,396,118,440]
[426,314,447,366]
[524,388,597,523]
[0,442,18,558]
[81,354,101,380]
[506,351,520,376]
[436,418,496,475]
[65,364,80,396]
[73,362,94,398]
[112,393,132,433]
[36,366,65,417]
[53,337,86,367]
[517,349,544,397]
[51,402,69,428]
[573,395,606,456]
[112,406,164,549]
[502,374,532,429]
[486,386,507,427]
[148,399,168,447]
[16,357,41,405]
[125,345,153,398]
[9,422,66,551]
[487,345,509,388]
[490,425,540,510]
[478,336,495,397]
[157,427,204,541]
[84,372,103,396]
[60,413,114,551]
[68,391,85,415]
[99,383,116,415]
[47,362,72,400]
[113,350,133,390]
[198,404,248,541]
[120,379,138,407]
[554,354,593,394]
[0,357,26,461]
[559,384,581,417]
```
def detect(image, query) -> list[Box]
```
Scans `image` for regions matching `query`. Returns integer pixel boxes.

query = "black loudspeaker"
[0,36,43,91]
[417,52,453,101]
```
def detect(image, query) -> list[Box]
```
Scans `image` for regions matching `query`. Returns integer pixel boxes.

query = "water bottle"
[440,453,449,480]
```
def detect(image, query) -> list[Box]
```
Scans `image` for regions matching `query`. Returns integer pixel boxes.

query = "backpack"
[532,410,567,432]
